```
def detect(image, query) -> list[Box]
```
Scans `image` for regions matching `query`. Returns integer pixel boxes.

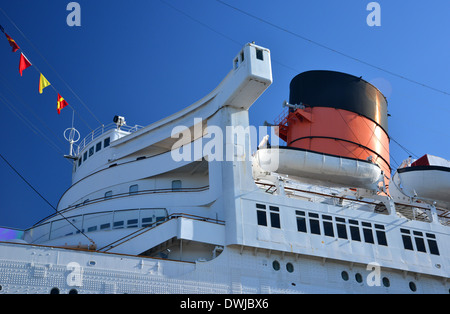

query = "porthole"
[355,273,363,283]
[341,271,349,281]
[409,281,417,292]
[286,262,294,273]
[50,287,60,294]
[382,277,390,287]
[272,260,280,271]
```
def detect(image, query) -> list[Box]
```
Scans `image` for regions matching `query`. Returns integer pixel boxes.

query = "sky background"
[0,0,449,229]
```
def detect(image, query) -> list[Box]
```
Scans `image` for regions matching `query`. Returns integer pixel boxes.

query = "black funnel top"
[289,70,388,132]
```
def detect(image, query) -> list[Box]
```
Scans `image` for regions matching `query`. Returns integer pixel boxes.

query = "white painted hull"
[0,242,447,294]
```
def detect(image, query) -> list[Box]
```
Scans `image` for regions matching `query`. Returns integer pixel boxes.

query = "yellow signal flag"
[39,73,51,94]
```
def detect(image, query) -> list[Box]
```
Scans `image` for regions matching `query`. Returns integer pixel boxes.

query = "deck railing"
[74,123,143,155]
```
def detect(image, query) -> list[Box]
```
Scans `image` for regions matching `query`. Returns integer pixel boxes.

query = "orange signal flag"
[5,33,20,52]
[19,53,32,76]
[57,93,69,114]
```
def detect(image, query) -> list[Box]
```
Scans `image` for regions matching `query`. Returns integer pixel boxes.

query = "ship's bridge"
[71,121,143,183]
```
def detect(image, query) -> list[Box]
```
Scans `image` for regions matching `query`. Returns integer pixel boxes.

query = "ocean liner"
[0,43,448,294]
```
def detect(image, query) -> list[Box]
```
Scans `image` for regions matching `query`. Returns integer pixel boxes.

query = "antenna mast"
[63,110,80,160]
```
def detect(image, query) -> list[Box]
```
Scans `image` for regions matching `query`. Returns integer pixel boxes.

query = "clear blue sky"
[0,0,449,229]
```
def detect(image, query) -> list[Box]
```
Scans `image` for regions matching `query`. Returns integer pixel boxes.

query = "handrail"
[74,123,143,155]
[255,181,450,225]
[33,186,210,227]
[98,213,225,252]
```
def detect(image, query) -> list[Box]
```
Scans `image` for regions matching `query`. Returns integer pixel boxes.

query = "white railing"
[74,123,143,156]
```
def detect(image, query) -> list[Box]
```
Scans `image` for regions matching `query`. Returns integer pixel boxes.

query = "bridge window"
[104,137,110,148]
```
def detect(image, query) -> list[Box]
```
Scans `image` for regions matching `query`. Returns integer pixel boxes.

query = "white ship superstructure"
[0,43,448,294]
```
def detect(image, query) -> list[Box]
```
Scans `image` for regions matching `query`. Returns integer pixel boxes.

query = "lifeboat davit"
[254,146,384,190]
[390,154,450,209]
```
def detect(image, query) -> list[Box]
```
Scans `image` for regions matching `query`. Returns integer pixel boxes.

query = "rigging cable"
[215,0,450,97]
[160,0,429,168]
[0,152,95,247]
[0,6,102,130]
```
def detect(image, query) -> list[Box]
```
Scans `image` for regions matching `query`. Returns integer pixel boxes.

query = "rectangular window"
[142,217,153,227]
[269,206,280,228]
[414,236,426,253]
[127,219,138,228]
[104,137,110,148]
[350,226,361,241]
[322,215,334,237]
[309,214,321,235]
[113,221,124,229]
[374,224,387,246]
[172,180,182,191]
[427,239,440,256]
[337,224,348,239]
[296,211,307,233]
[297,217,307,233]
[256,48,264,61]
[349,220,361,241]
[100,223,111,230]
[376,230,388,246]
[83,151,88,161]
[336,217,348,239]
[270,212,280,228]
[87,226,97,232]
[78,157,82,167]
[129,184,139,195]
[89,146,94,157]
[96,141,102,152]
[402,235,414,250]
[257,210,267,226]
[363,228,375,244]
